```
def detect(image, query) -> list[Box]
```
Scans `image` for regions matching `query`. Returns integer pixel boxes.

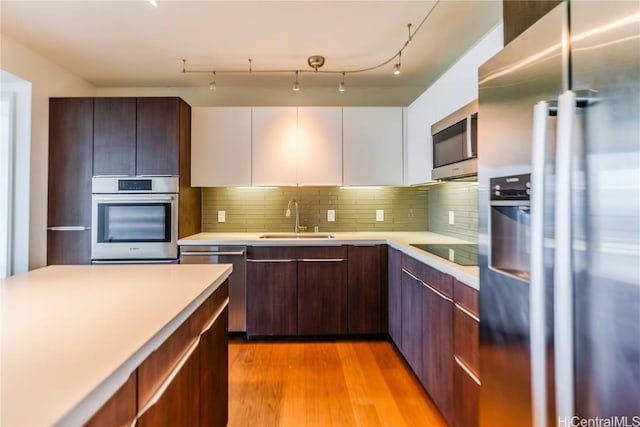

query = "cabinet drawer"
[138,281,228,410]
[453,279,478,316]
[248,245,346,260]
[401,254,453,298]
[453,302,479,376]
[453,359,480,427]
[84,371,137,427]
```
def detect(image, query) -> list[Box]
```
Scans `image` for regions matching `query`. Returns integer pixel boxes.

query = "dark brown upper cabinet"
[503,0,563,45]
[136,97,189,176]
[93,97,136,176]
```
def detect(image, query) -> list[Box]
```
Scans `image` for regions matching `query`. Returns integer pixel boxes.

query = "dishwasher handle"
[180,250,245,257]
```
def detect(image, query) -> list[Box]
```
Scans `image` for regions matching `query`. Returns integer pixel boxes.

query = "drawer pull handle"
[454,302,480,322]
[454,355,481,385]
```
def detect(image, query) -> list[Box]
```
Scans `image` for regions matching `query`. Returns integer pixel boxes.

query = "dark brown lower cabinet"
[348,245,386,334]
[388,247,402,346]
[453,360,480,427]
[84,372,137,427]
[137,348,200,427]
[87,281,229,427]
[200,307,229,427]
[47,229,91,265]
[453,279,480,427]
[400,268,423,378]
[298,259,348,335]
[247,259,297,336]
[422,280,454,425]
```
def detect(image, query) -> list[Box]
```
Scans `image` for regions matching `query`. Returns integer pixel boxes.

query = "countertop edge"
[178,233,479,290]
[55,265,233,426]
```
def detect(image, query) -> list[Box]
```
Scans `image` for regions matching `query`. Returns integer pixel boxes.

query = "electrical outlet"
[376,209,384,222]
[218,210,226,223]
[448,210,455,225]
[327,210,335,222]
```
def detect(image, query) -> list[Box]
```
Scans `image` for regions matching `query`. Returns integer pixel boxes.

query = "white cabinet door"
[252,107,298,186]
[191,107,252,186]
[297,107,343,185]
[343,107,403,185]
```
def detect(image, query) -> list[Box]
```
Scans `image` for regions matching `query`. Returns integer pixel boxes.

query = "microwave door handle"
[466,114,473,158]
[93,196,175,203]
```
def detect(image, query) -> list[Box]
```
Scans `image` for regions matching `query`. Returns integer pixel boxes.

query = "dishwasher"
[179,245,247,333]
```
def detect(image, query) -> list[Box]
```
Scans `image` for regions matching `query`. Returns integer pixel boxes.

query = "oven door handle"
[93,195,175,203]
[92,259,178,264]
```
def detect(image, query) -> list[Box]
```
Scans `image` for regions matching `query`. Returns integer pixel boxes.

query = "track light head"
[292,70,301,92]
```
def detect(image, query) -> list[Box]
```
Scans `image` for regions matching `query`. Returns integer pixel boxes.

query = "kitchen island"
[0,264,231,426]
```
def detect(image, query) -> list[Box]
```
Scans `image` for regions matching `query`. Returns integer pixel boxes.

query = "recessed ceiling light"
[148,0,158,7]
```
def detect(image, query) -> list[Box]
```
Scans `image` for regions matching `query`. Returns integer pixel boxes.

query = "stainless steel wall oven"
[91,176,179,263]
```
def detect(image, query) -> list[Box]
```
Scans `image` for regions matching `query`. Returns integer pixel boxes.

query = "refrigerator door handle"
[530,100,550,427]
[554,90,577,421]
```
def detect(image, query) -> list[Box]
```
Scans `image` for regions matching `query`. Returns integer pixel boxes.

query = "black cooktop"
[410,243,479,266]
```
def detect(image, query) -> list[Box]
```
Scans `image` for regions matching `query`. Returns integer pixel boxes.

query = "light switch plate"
[448,210,455,225]
[218,210,226,223]
[327,210,335,222]
[376,209,384,222]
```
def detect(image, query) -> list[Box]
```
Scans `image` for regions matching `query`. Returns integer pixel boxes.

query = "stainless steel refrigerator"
[478,2,640,425]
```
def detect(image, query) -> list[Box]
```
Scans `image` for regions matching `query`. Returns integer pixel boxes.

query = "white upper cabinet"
[191,107,252,186]
[297,107,343,185]
[343,107,403,185]
[252,107,298,186]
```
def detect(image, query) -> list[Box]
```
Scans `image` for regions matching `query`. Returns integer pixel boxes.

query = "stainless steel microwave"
[431,100,478,180]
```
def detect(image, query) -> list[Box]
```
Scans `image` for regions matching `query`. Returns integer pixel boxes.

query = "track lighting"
[292,70,300,92]
[208,72,217,91]
[180,4,442,91]
[338,72,345,92]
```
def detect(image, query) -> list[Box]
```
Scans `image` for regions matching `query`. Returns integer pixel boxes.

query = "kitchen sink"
[259,233,335,239]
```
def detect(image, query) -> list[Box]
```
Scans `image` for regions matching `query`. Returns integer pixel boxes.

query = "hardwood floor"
[228,340,447,427]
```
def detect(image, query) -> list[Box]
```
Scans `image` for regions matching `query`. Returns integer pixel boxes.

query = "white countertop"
[0,264,232,426]
[179,231,479,290]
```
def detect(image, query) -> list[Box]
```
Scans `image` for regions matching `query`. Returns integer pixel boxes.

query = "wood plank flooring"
[228,340,447,427]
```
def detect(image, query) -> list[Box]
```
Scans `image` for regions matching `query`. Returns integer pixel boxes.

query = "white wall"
[406,23,504,185]
[0,35,96,271]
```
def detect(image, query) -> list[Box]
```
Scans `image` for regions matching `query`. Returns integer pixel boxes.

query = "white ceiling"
[0,0,502,106]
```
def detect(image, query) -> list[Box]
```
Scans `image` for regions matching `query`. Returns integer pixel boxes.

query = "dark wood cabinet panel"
[84,371,137,427]
[47,230,91,265]
[200,307,229,427]
[388,247,402,347]
[48,98,93,227]
[453,282,479,427]
[402,254,452,298]
[453,279,479,316]
[136,344,200,427]
[422,281,454,425]
[93,97,136,176]
[453,360,480,427]
[400,269,423,378]
[298,259,348,335]
[347,245,384,334]
[136,97,183,176]
[246,260,297,336]
[48,98,93,265]
[503,0,563,45]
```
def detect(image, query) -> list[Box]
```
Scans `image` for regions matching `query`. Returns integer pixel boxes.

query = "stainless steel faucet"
[286,199,299,233]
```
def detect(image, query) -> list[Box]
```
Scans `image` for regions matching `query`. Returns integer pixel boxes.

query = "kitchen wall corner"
[427,181,479,242]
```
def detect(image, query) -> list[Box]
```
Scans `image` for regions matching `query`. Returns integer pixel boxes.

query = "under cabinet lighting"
[235,186,278,190]
[148,0,157,7]
[340,186,383,190]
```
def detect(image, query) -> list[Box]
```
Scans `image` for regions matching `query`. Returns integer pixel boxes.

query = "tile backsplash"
[202,186,428,232]
[427,181,479,242]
